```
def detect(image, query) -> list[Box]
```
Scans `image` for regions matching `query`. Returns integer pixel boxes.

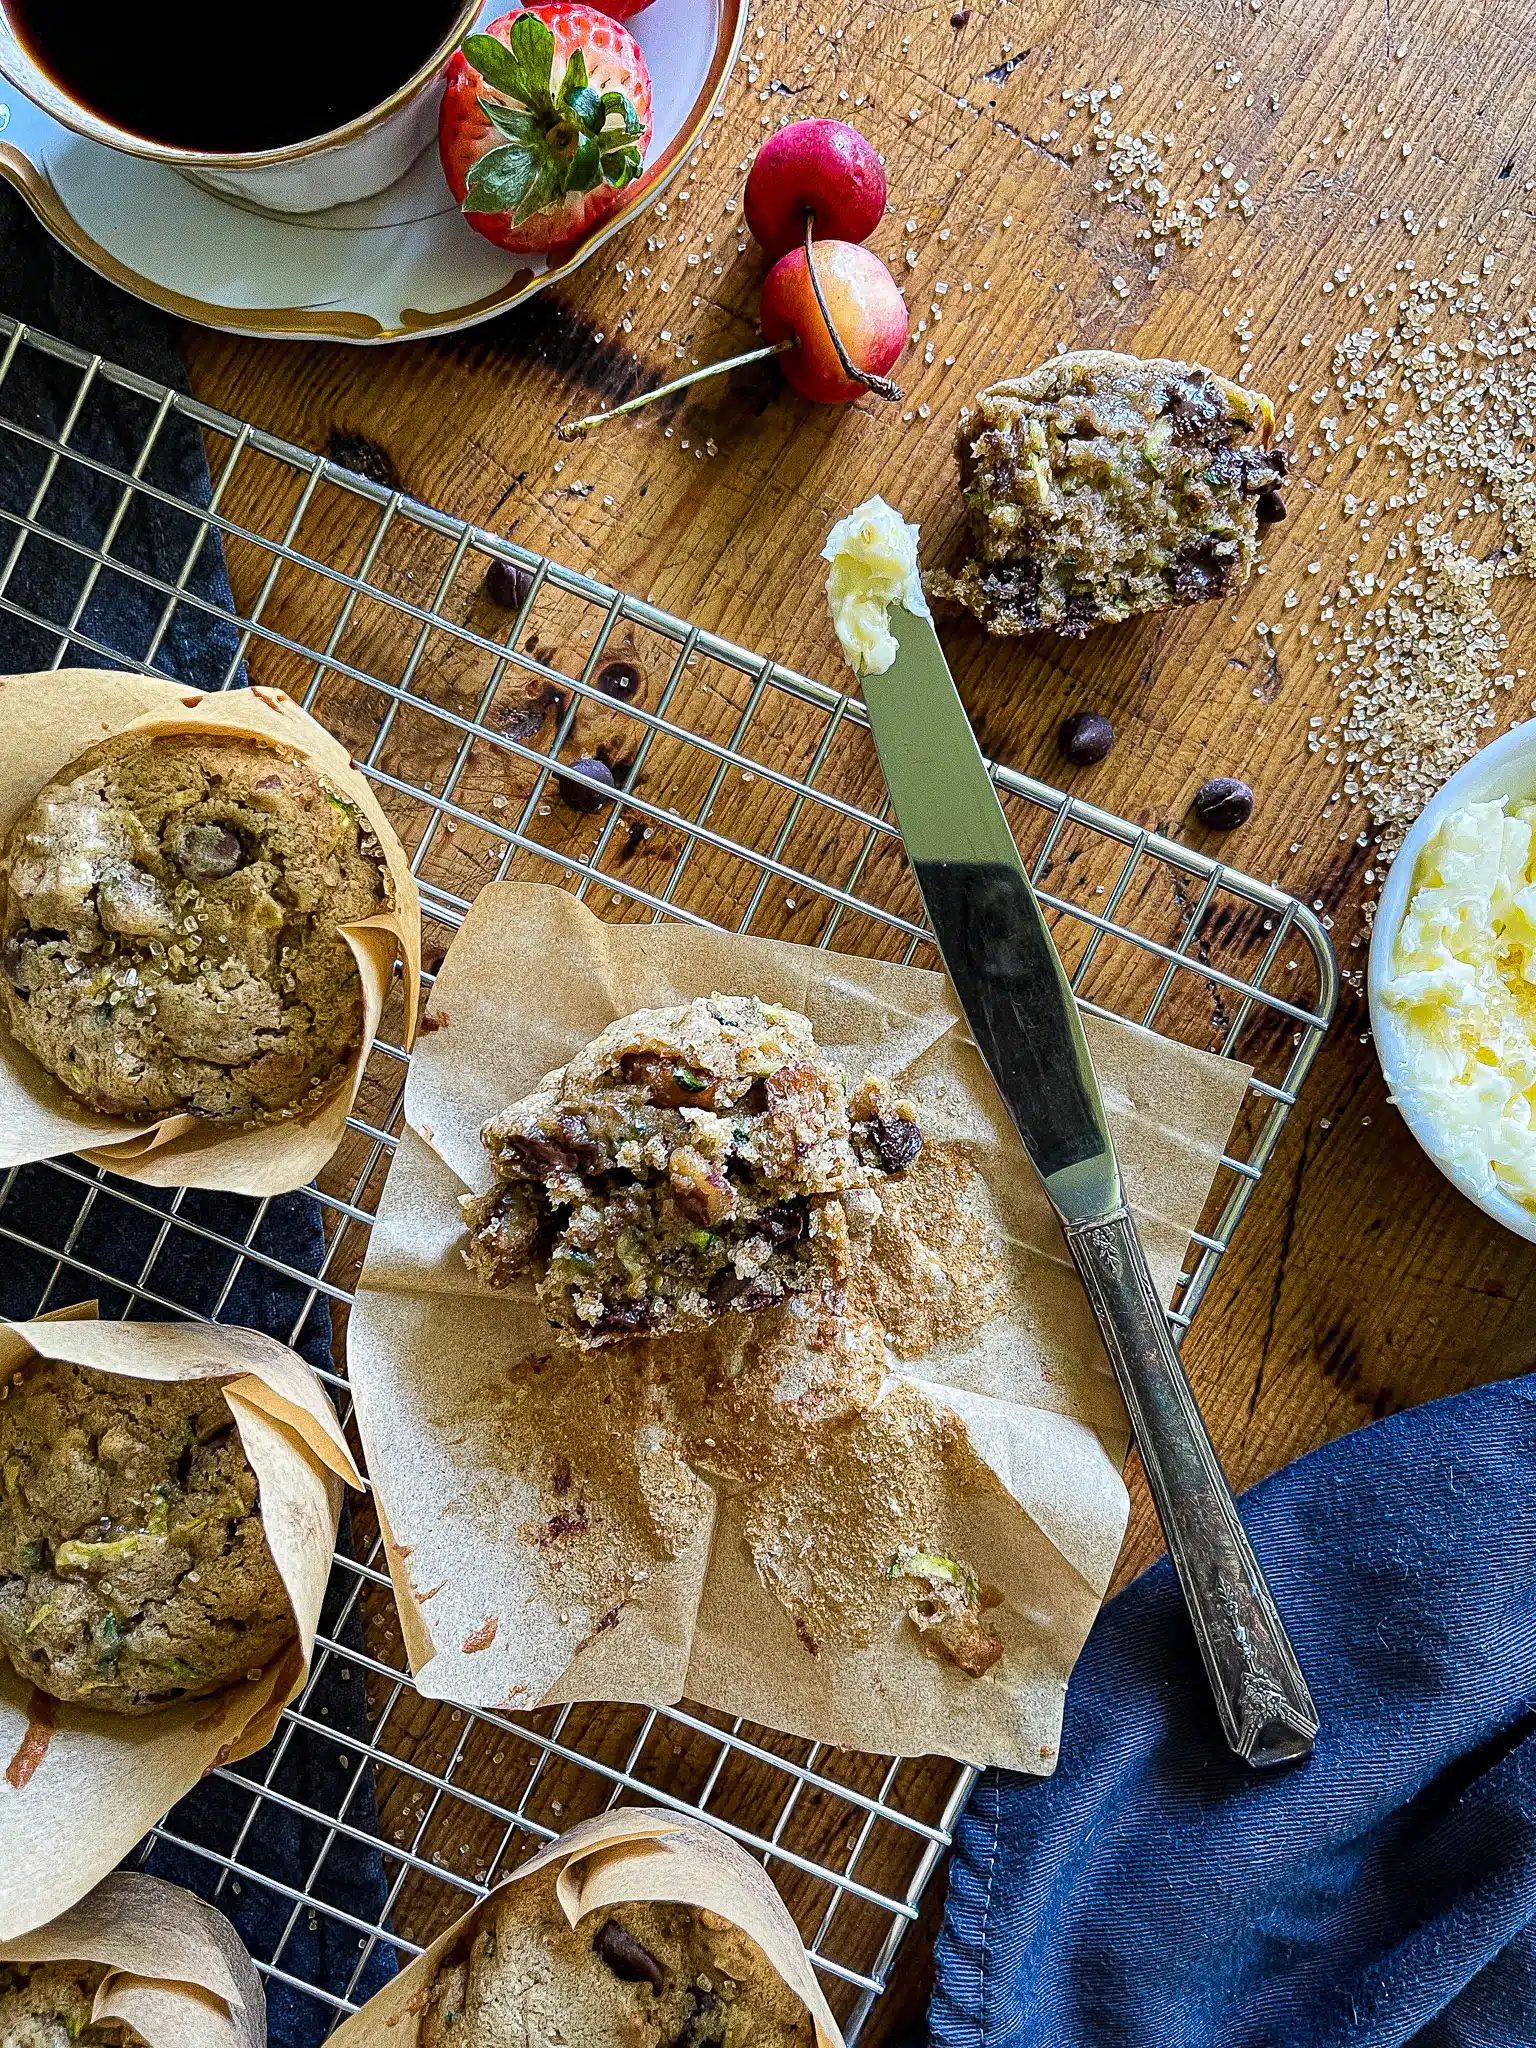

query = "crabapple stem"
[554,340,795,440]
[801,213,902,402]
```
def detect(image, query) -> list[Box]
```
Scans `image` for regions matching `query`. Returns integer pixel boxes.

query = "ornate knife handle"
[1064,1207,1319,1768]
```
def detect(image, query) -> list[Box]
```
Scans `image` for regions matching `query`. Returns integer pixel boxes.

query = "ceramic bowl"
[1367,716,1536,1242]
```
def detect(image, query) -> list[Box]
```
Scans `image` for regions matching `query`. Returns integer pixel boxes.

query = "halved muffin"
[461,995,922,1346]
[940,350,1286,637]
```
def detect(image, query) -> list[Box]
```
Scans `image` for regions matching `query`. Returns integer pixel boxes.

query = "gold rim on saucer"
[0,0,747,344]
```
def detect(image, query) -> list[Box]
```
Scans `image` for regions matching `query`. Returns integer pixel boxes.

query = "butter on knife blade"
[822,496,929,677]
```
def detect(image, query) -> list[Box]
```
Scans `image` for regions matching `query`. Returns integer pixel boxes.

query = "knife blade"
[862,596,1318,1768]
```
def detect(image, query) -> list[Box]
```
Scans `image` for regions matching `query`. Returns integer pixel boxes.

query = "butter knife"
[860,597,1318,1768]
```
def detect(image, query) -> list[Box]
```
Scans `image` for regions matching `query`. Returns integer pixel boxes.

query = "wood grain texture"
[180,0,1536,2034]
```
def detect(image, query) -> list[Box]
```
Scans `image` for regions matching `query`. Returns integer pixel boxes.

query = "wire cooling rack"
[0,314,1335,2041]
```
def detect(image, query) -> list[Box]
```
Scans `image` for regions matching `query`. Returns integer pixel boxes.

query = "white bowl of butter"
[1369,717,1536,1240]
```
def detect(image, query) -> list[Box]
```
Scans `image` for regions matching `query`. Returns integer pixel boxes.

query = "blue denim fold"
[931,1376,1536,2048]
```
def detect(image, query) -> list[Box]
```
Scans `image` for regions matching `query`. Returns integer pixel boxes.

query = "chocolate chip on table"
[484,558,534,611]
[591,1919,666,1991]
[1059,711,1115,765]
[865,1114,923,1173]
[596,658,643,701]
[1192,777,1254,831]
[324,431,400,492]
[1254,488,1288,525]
[171,821,243,879]
[555,757,619,813]
[950,5,971,21]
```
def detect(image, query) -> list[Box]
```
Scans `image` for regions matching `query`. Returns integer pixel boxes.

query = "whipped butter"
[822,496,929,676]
[1382,797,1536,1208]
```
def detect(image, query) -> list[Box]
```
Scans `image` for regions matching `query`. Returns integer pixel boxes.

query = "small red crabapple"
[744,119,888,260]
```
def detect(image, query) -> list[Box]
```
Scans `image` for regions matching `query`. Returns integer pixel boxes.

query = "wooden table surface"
[178,0,1536,2033]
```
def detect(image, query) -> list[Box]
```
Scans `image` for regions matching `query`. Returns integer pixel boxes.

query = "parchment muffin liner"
[349,883,1252,1774]
[328,1807,844,2048]
[0,1308,362,1939]
[0,1870,265,2048]
[0,669,422,1196]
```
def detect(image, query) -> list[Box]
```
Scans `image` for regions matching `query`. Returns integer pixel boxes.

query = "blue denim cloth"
[930,1376,1536,2048]
[0,186,394,2044]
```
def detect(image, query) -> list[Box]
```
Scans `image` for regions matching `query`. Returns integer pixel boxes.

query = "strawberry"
[440,7,653,257]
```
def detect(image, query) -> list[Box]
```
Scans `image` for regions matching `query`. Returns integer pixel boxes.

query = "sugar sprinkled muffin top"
[419,1867,814,2048]
[0,732,390,1124]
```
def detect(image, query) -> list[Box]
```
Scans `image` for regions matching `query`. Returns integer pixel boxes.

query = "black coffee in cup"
[9,0,466,153]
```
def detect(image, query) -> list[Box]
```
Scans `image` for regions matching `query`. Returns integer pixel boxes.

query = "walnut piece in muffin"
[419,1869,813,2048]
[0,733,391,1125]
[0,1358,295,1715]
[939,350,1286,638]
[461,995,922,1347]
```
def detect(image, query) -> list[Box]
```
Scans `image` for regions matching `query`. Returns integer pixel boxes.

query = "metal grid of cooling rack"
[0,314,1335,2041]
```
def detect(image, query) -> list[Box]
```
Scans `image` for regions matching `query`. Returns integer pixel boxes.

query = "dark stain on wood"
[429,292,657,409]
[1248,1124,1314,1415]
[1318,1320,1363,1394]
[326,431,402,492]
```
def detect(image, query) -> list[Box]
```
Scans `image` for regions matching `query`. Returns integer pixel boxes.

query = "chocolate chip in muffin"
[171,820,244,880]
[592,1921,666,1991]
[1255,487,1288,524]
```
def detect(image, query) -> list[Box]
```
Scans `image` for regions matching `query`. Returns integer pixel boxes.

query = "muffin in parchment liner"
[328,1807,844,2048]
[0,1309,362,1940]
[348,883,1252,1774]
[0,1870,264,2048]
[0,670,421,1196]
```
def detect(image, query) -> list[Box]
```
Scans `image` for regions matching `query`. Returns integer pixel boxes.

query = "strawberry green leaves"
[458,12,645,225]
[463,18,555,111]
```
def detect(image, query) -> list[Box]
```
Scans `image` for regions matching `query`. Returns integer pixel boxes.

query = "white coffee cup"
[0,0,479,214]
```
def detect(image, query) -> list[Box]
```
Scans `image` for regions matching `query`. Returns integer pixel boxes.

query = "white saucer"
[0,0,745,344]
